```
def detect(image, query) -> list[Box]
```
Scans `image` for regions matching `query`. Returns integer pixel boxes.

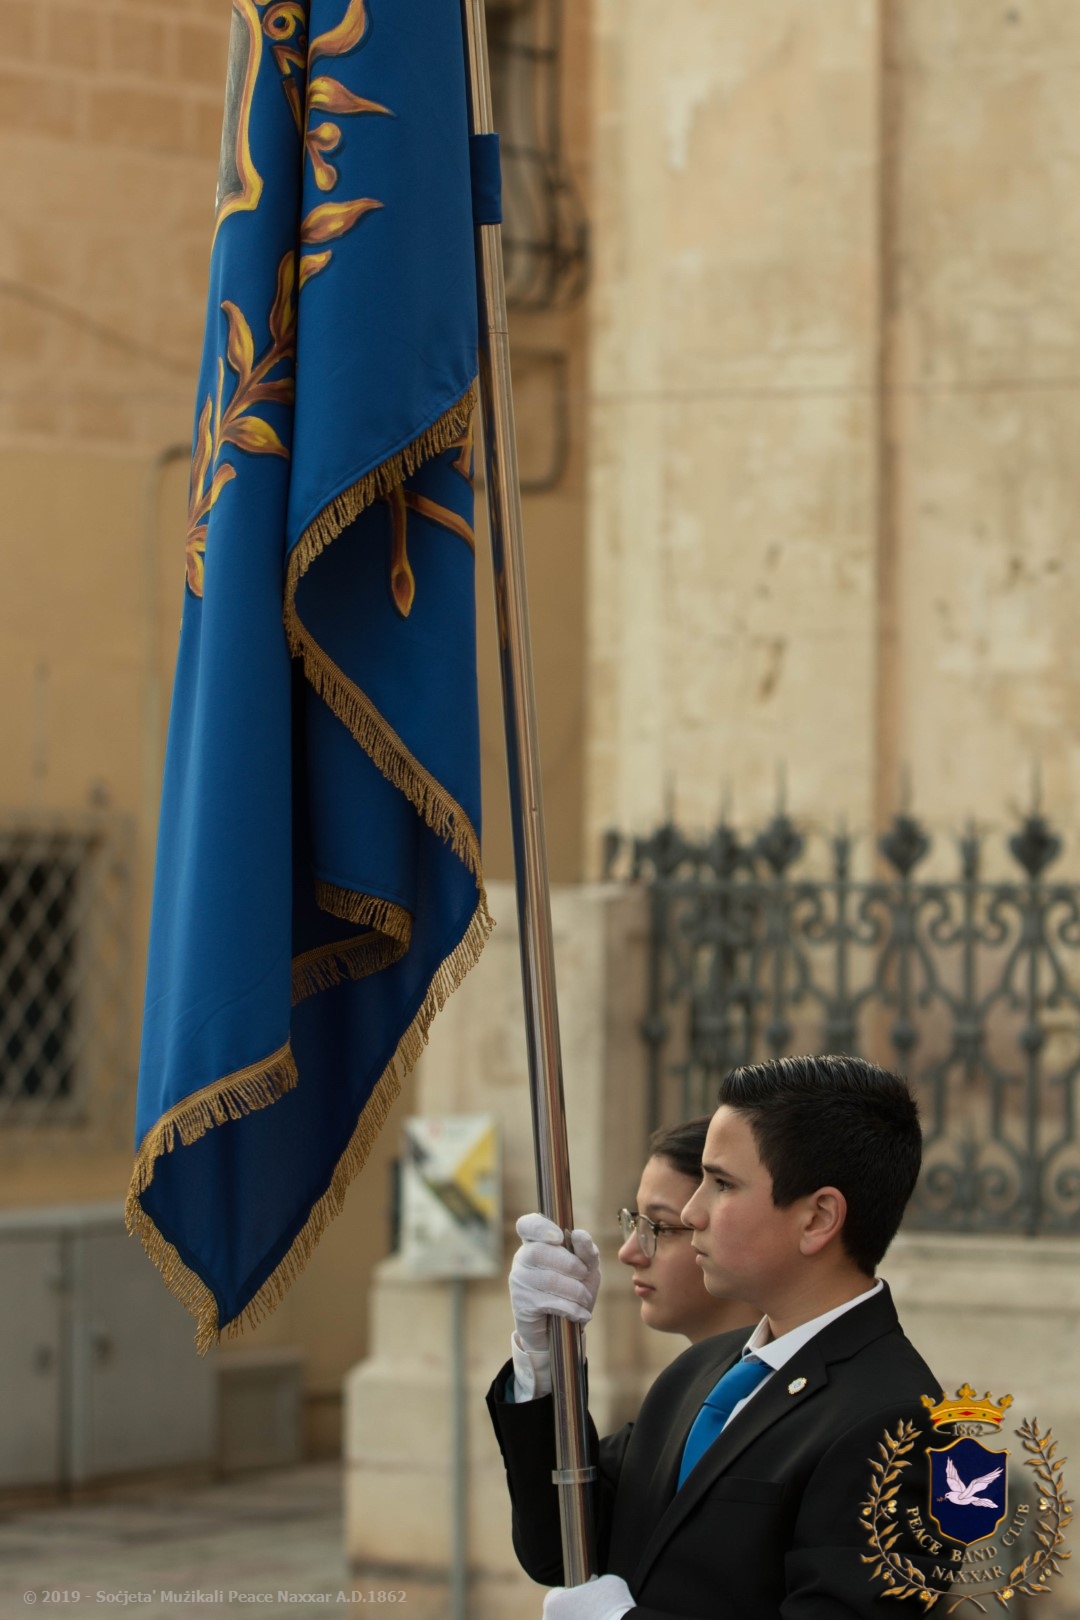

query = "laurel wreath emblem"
[861,1419,940,1607]
[860,1419,1073,1613]
[1001,1419,1073,1604]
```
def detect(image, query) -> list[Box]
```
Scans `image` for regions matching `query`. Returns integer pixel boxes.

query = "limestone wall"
[585,0,882,855]
[0,0,225,455]
[584,0,1080,864]
[883,4,1080,835]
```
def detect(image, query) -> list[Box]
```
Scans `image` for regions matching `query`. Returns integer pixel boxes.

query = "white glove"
[509,1213,601,1400]
[541,1574,635,1620]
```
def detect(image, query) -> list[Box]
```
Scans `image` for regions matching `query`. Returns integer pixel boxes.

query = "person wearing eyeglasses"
[487,1054,940,1620]
[617,1117,755,1344]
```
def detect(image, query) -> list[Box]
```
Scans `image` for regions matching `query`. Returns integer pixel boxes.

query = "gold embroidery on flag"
[215,1,264,236]
[186,252,298,596]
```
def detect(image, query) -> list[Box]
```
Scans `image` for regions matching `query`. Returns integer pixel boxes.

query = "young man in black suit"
[487,1054,941,1620]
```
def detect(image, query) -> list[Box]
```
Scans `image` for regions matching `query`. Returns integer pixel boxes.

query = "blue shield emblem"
[928,1437,1008,1546]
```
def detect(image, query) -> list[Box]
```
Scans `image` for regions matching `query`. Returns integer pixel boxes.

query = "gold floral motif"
[186,253,298,596]
[301,197,382,243]
[309,0,369,59]
[383,423,476,620]
[190,0,392,595]
[297,0,391,290]
[263,1,308,130]
[385,487,414,618]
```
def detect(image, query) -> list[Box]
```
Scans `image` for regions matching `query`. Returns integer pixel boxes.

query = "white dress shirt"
[723,1278,883,1429]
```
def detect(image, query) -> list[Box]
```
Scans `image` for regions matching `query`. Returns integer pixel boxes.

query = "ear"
[798,1186,847,1257]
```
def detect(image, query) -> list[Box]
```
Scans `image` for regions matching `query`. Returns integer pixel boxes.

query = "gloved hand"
[541,1574,635,1620]
[508,1212,601,1399]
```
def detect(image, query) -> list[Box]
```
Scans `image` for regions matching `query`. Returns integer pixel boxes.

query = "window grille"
[488,0,588,311]
[0,816,133,1142]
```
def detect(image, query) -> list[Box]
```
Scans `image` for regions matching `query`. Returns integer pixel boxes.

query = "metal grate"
[607,811,1080,1236]
[0,816,133,1140]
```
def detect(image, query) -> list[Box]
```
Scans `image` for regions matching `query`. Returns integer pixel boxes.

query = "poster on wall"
[401,1115,501,1279]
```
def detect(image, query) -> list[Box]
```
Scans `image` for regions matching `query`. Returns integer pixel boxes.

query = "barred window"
[0,818,132,1133]
[0,854,77,1101]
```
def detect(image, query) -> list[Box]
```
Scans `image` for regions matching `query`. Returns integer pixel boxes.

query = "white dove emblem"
[938,1456,1003,1508]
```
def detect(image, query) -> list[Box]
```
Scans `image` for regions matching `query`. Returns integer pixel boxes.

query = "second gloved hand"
[508,1212,601,1399]
[541,1574,635,1620]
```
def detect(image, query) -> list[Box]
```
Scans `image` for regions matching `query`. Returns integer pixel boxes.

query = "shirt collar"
[742,1278,883,1371]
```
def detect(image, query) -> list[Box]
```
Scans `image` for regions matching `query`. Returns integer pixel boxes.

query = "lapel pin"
[787,1376,807,1395]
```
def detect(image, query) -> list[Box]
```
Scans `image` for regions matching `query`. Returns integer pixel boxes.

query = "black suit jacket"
[487,1285,941,1620]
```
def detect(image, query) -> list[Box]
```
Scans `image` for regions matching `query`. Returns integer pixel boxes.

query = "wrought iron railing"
[605,812,1080,1235]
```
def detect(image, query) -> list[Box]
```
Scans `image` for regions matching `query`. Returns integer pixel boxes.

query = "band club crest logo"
[861,1384,1072,1610]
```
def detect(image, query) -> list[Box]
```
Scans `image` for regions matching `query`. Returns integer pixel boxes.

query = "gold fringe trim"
[124,1041,300,1355]
[284,387,484,881]
[290,626,483,878]
[128,1043,298,1197]
[222,890,493,1348]
[291,931,406,1005]
[125,1196,224,1356]
[314,883,412,942]
[287,386,475,599]
[126,894,493,1354]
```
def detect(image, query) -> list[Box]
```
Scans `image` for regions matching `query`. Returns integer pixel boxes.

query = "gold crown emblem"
[920,1383,1014,1430]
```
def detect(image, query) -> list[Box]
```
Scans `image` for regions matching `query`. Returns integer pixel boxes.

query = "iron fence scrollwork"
[606,811,1080,1235]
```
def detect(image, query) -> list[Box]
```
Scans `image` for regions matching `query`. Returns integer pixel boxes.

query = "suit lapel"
[630,1343,828,1595]
[628,1285,903,1596]
[644,1341,742,1508]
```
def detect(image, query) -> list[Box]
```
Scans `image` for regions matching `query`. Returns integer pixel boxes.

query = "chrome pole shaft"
[459,0,596,1587]
[450,1278,467,1620]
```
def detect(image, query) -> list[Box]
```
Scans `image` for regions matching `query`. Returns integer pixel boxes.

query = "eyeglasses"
[617,1207,694,1259]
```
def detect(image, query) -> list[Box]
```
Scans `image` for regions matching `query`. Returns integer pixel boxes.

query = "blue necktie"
[677,1355,771,1489]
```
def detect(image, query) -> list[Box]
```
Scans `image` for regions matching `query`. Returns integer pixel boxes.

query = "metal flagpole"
[459,0,597,1588]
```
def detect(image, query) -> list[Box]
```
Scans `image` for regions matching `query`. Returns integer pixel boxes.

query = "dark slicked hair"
[717,1054,921,1275]
[648,1116,712,1182]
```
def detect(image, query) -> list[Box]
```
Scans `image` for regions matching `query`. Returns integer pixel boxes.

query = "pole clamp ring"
[551,1467,597,1485]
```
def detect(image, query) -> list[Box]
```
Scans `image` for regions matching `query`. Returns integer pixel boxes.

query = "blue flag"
[128,0,492,1351]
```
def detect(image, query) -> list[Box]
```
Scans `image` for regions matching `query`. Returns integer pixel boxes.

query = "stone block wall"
[584,0,1080,861]
[586,0,882,851]
[0,0,229,455]
[883,3,1080,838]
